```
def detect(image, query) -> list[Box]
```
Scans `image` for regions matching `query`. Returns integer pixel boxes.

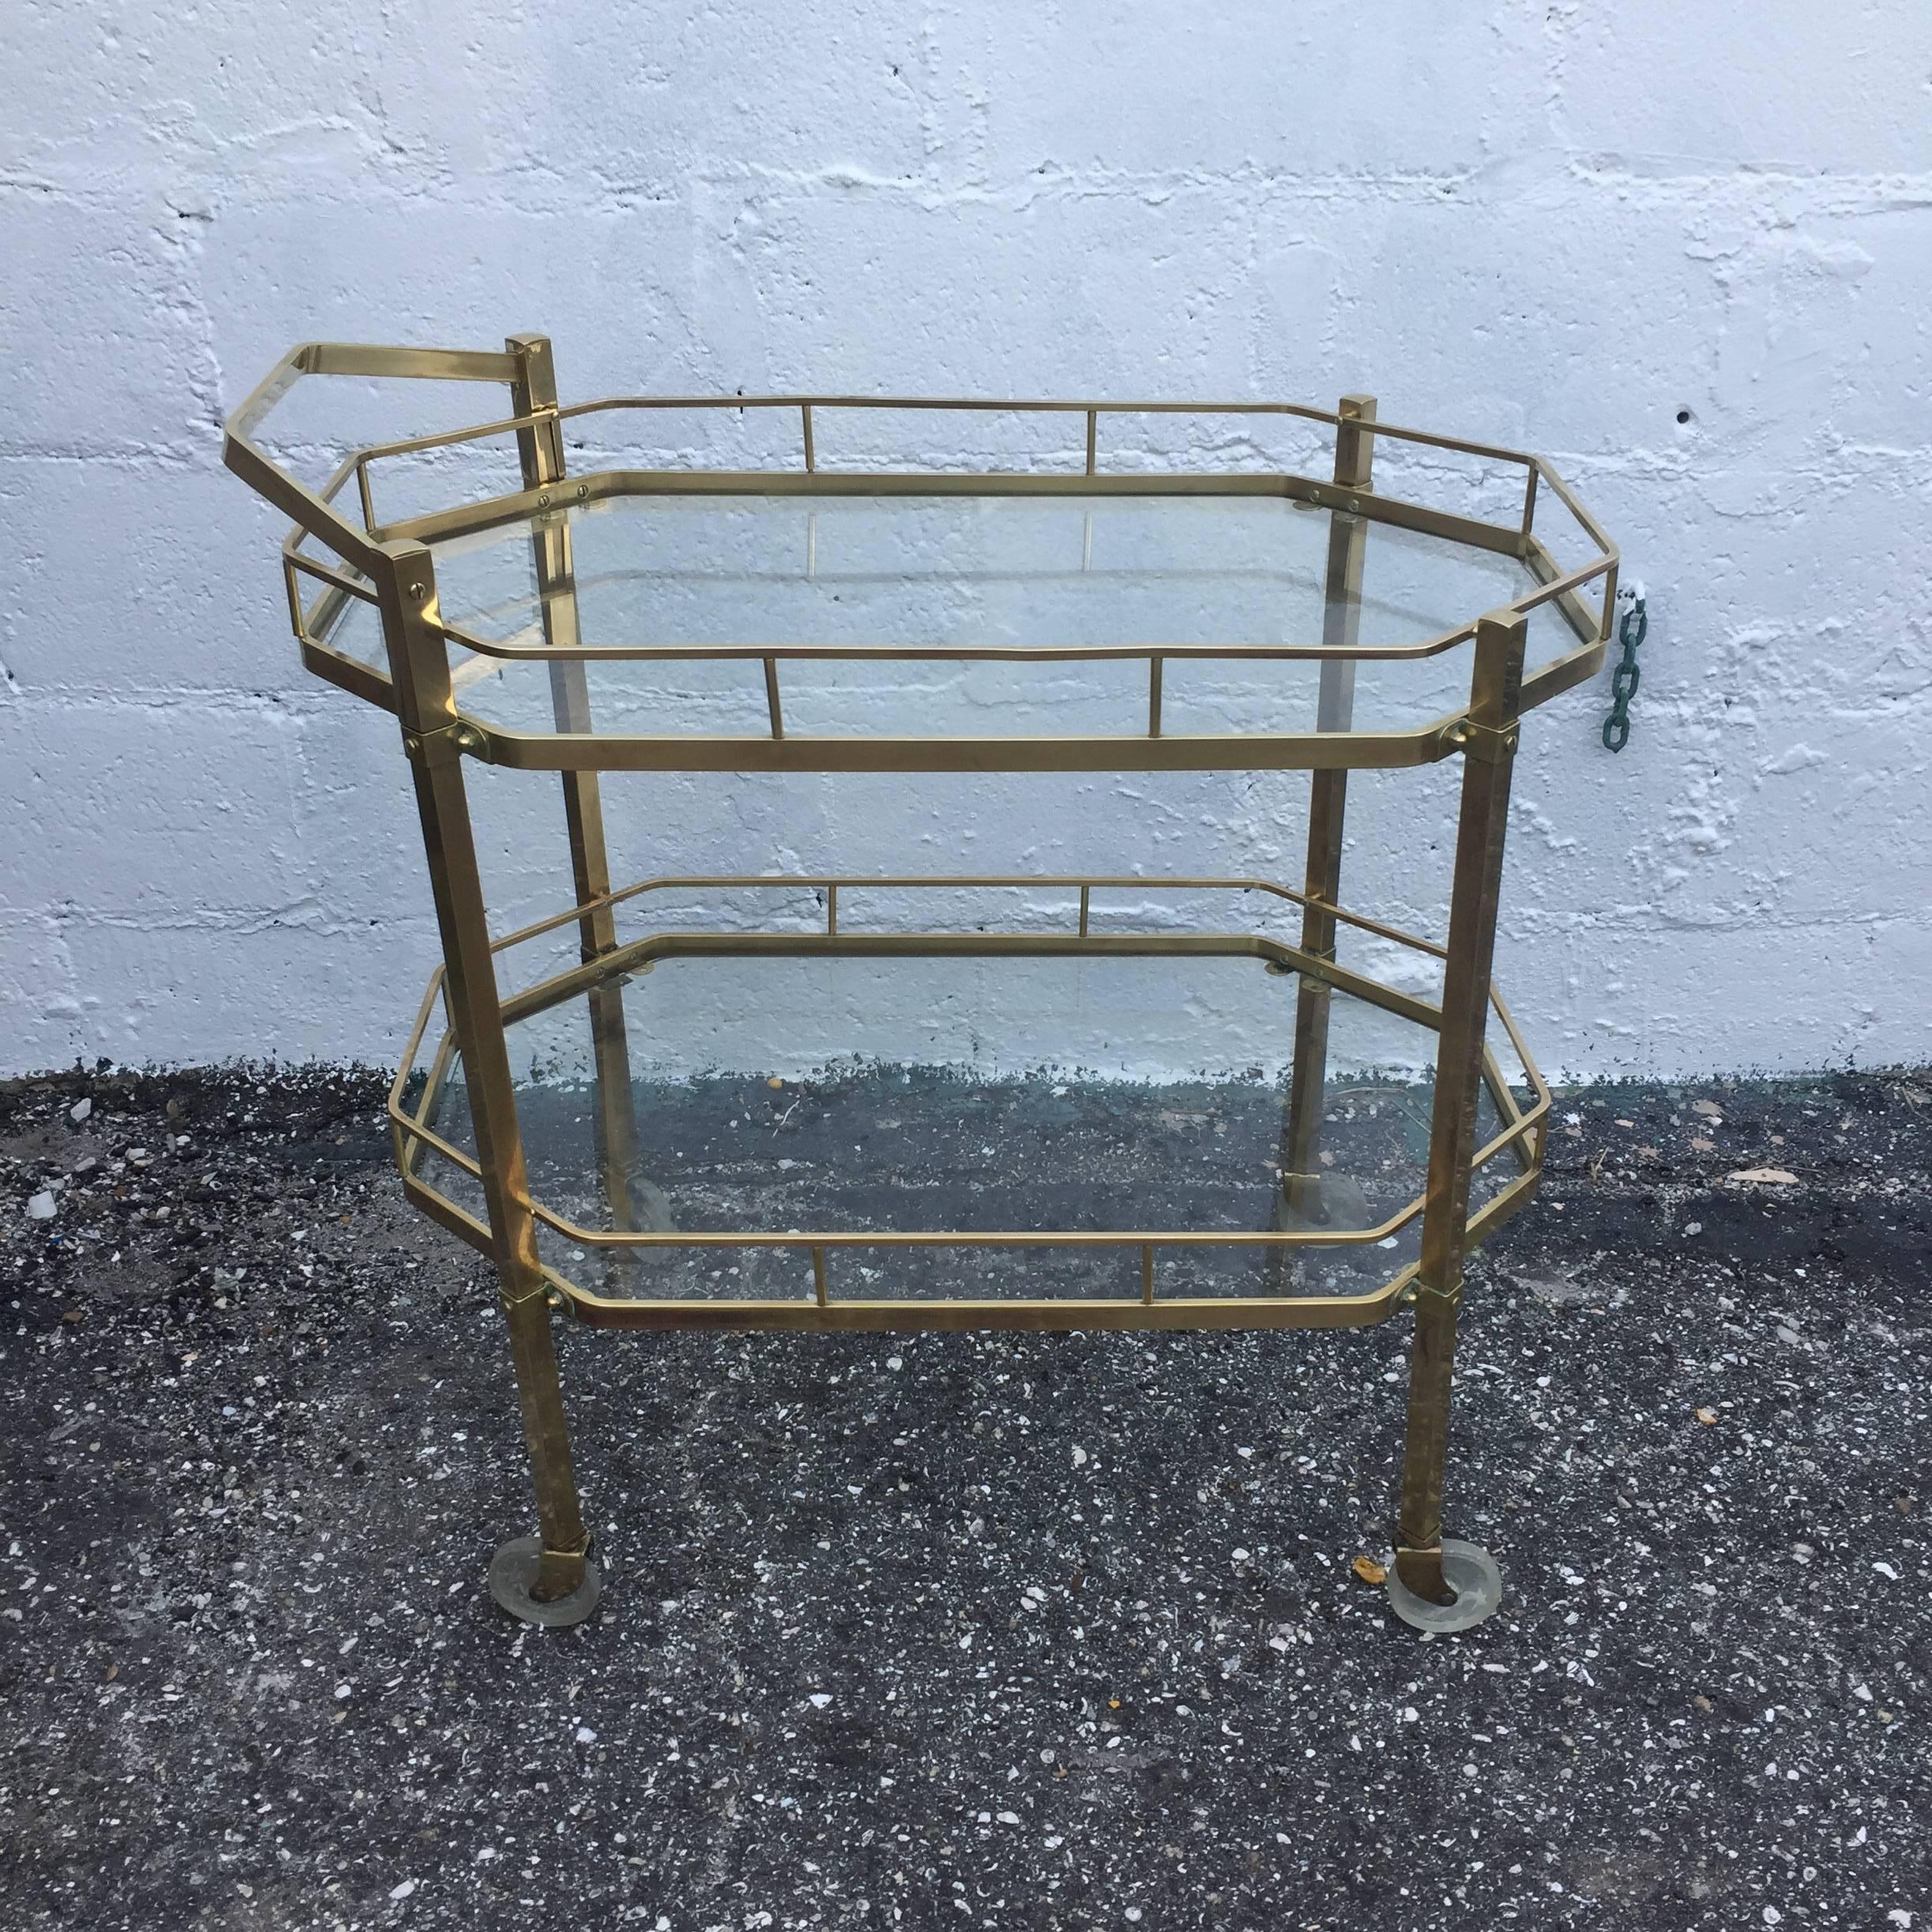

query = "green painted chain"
[1601,590,1647,752]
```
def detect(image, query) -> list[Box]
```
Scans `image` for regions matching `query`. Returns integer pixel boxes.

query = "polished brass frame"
[224,338,1616,1620]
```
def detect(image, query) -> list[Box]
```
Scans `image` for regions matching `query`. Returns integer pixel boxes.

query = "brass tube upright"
[1281,395,1376,1227]
[505,336,649,1271]
[1394,608,1528,1607]
[378,537,592,1608]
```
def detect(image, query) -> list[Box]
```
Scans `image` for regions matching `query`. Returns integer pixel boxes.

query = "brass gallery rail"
[223,335,1618,1635]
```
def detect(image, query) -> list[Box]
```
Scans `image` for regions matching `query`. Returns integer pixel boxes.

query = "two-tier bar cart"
[224,336,1616,1633]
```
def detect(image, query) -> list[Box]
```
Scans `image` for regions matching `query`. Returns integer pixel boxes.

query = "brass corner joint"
[498,1271,552,1313]
[402,721,487,766]
[1458,720,1521,766]
[1413,1273,1463,1314]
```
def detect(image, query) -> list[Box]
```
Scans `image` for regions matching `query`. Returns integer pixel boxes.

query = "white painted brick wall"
[2,3,1928,1079]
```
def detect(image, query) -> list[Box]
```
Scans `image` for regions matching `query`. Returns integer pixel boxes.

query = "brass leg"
[507,335,656,1269]
[382,548,597,1623]
[500,1287,601,1610]
[1395,1285,1462,1601]
[1278,397,1375,1248]
[1390,609,1526,1630]
[1279,767,1347,1226]
[555,688,654,1264]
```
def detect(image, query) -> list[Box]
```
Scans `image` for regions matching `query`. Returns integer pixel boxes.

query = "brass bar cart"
[224,337,1616,1632]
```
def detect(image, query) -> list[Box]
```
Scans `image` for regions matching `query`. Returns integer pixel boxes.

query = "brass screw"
[576,484,589,500]
[538,492,552,507]
[409,582,425,597]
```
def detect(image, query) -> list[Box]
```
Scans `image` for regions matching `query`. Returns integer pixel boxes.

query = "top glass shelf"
[226,344,1618,774]
[347,489,1543,649]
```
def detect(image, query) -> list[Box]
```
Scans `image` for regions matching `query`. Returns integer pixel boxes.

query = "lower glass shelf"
[388,877,1548,1331]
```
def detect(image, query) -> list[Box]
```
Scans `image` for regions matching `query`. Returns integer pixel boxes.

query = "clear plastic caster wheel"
[1385,1539,1503,1633]
[488,1536,602,1628]
[1274,1172,1372,1234]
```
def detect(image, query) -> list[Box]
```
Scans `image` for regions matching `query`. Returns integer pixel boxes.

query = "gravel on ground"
[2,1062,1928,1930]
